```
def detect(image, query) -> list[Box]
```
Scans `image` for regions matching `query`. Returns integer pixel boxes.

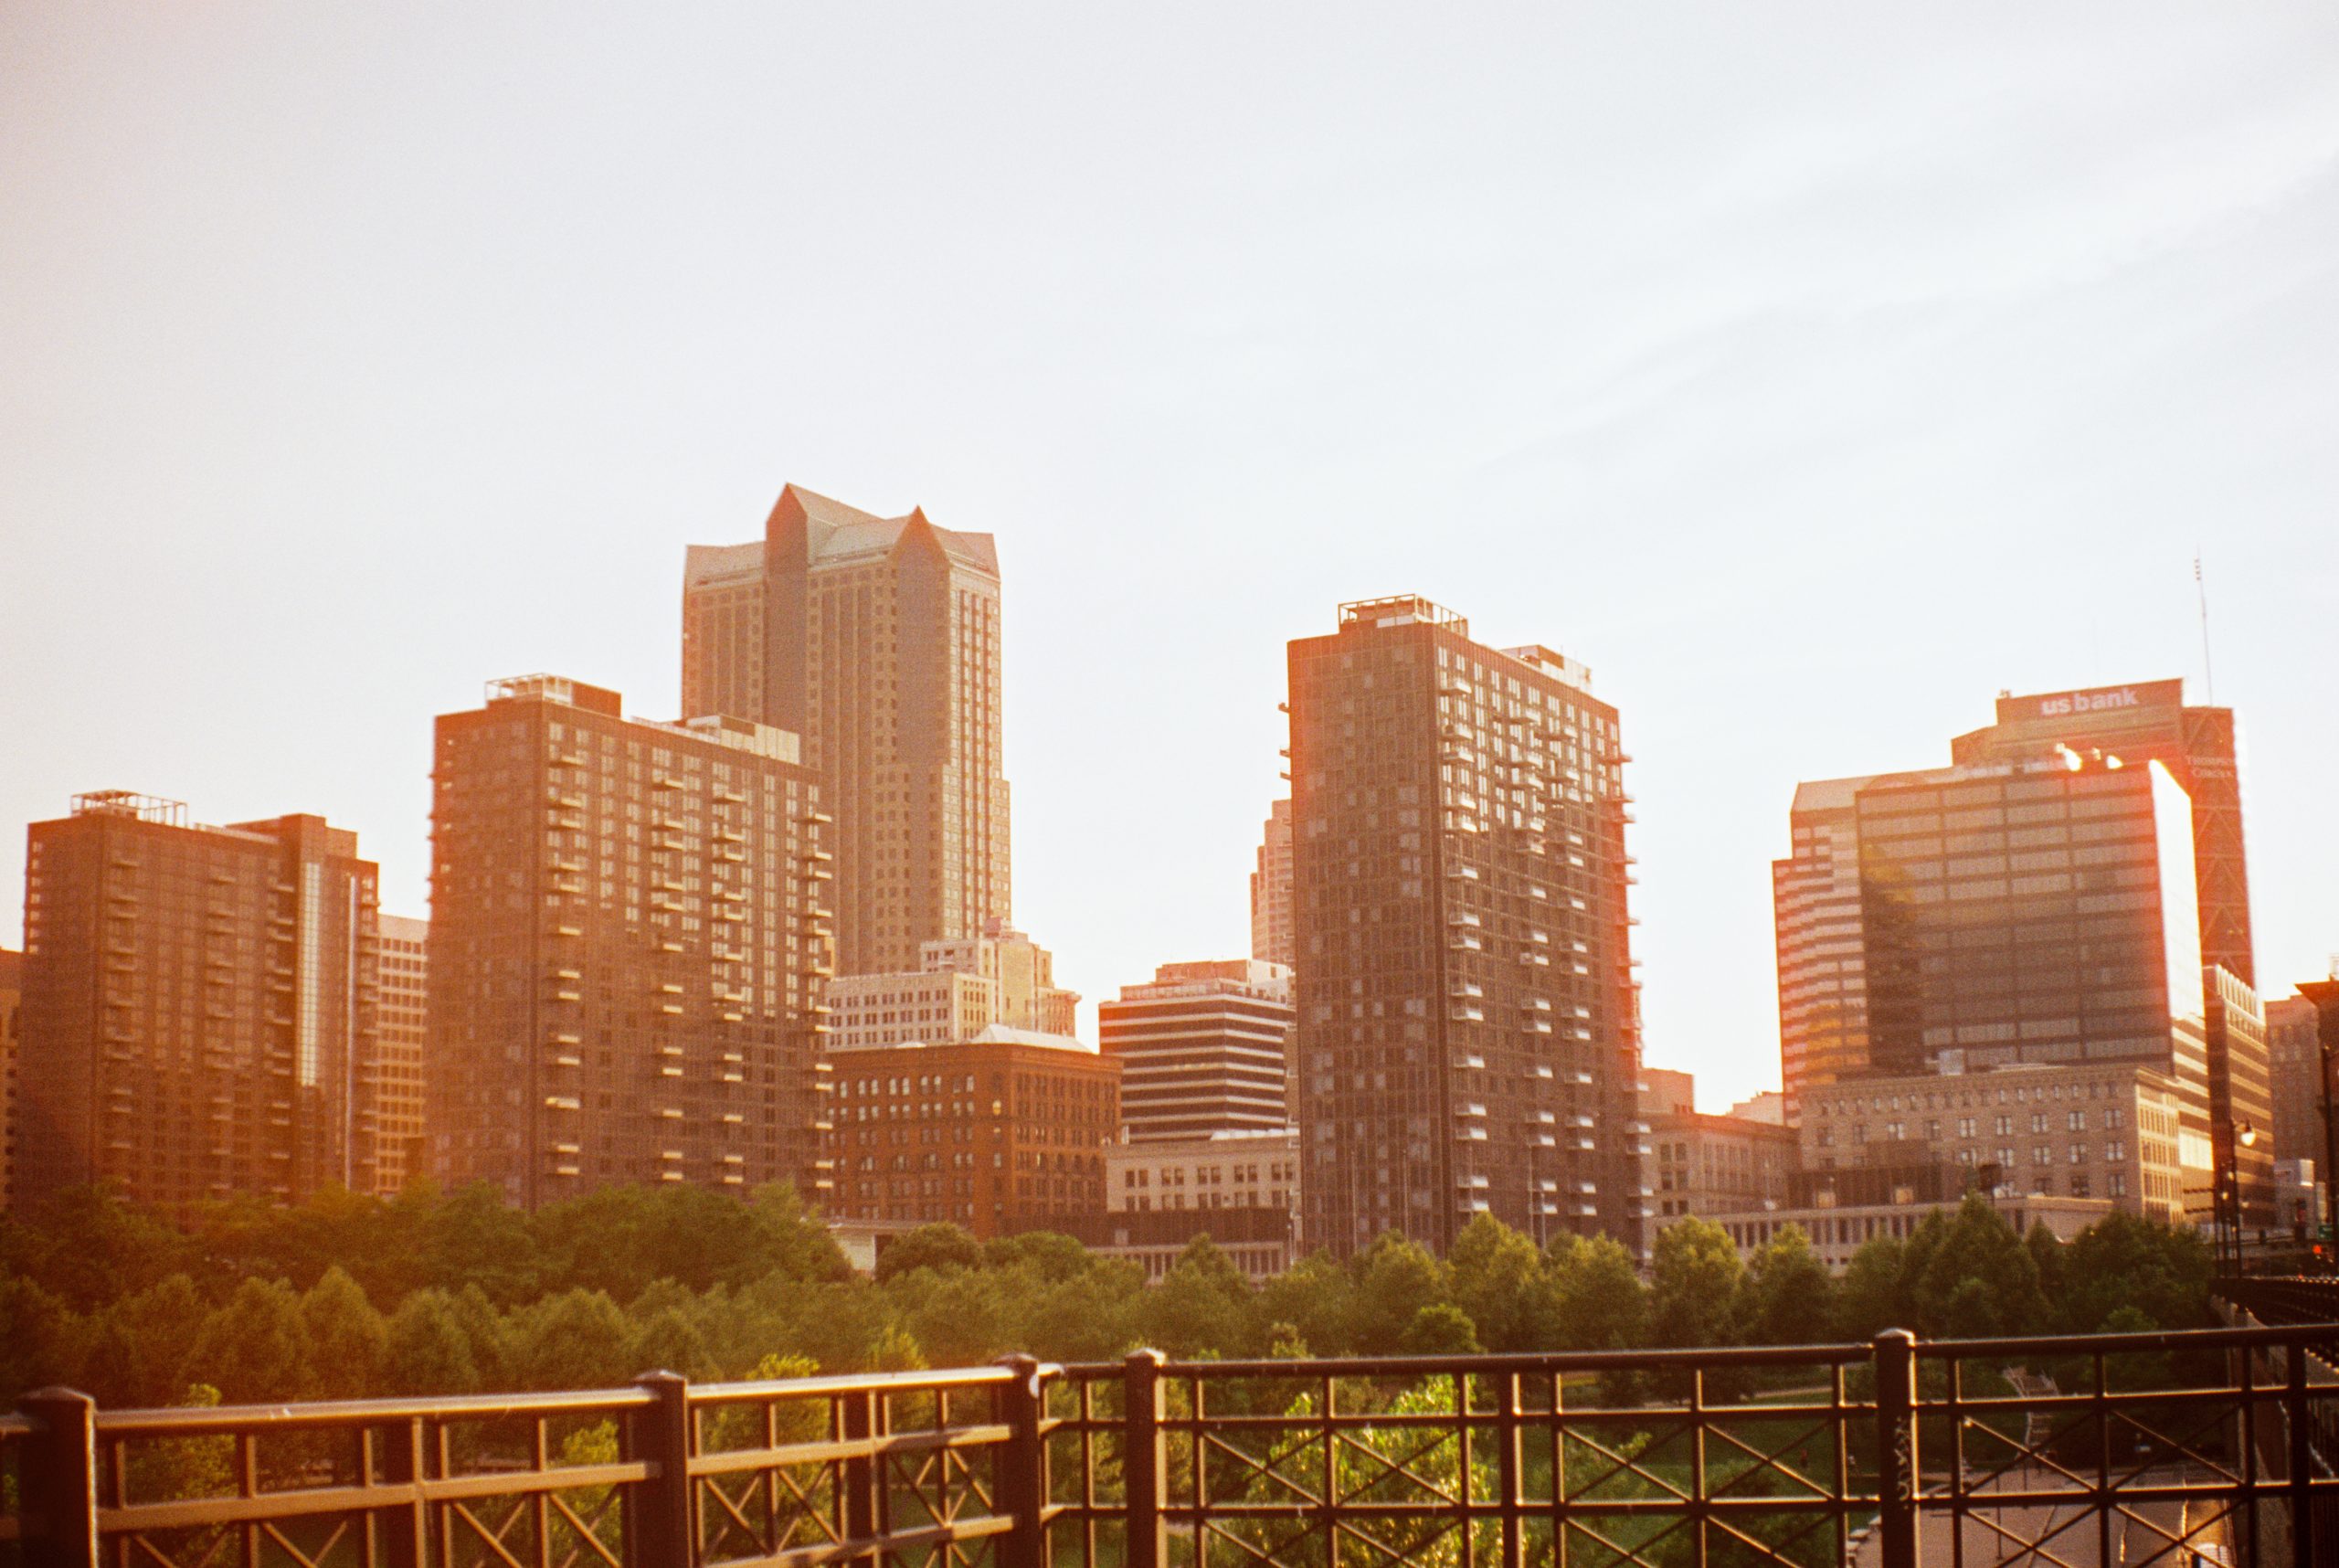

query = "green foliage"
[0,1180,2223,1408]
[1739,1224,1834,1349]
[874,1223,983,1281]
[1649,1216,1744,1350]
[189,1279,312,1403]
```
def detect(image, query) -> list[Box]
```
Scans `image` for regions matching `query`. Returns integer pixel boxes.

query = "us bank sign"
[1998,678,2185,724]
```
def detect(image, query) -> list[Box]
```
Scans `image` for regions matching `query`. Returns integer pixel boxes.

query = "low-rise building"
[830,1031,1118,1238]
[1106,1126,1299,1217]
[1640,1069,1798,1224]
[1706,1192,2116,1273]
[1798,1060,2188,1224]
[827,923,1078,1052]
[1100,960,1293,1141]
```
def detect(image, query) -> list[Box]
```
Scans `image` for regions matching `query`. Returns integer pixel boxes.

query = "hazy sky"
[5,6,2335,1109]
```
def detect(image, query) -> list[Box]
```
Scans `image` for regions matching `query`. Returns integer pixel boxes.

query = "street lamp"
[2217,1122,2259,1277]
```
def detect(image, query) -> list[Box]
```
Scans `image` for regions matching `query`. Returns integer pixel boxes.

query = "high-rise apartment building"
[1288,597,1645,1256]
[1951,680,2253,985]
[428,676,834,1208]
[681,542,767,724]
[828,1033,1117,1236]
[367,915,428,1196]
[1251,800,1294,969]
[684,483,1010,976]
[2266,994,2327,1170]
[825,922,1078,1051]
[0,948,20,1209]
[16,793,380,1211]
[1101,959,1295,1141]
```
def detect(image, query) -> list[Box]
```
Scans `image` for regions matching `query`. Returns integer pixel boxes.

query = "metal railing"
[5,1320,2339,1568]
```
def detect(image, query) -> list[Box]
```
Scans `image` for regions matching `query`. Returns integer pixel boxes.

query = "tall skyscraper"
[1951,680,2253,985]
[1101,959,1295,1141]
[1777,752,2268,1221]
[428,676,834,1207]
[681,541,767,724]
[0,948,20,1209]
[16,793,380,1211]
[684,483,1010,976]
[366,914,429,1196]
[1288,597,1645,1256]
[1775,773,1903,1112]
[1250,800,1294,969]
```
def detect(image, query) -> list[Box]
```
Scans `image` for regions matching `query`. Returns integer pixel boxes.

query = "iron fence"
[5,1320,2339,1568]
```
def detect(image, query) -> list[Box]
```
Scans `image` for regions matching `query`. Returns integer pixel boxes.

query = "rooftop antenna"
[2194,551,2215,704]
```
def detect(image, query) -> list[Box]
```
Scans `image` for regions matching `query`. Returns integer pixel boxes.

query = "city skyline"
[5,8,2337,1111]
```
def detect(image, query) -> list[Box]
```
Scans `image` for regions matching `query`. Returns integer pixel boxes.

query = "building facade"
[824,922,1078,1051]
[1251,800,1294,969]
[1100,959,1294,1141]
[2266,994,2327,1171]
[1797,1061,2189,1223]
[685,483,1011,976]
[1644,1086,1798,1224]
[828,1033,1117,1237]
[16,793,380,1211]
[2205,966,2276,1230]
[428,676,834,1208]
[0,948,20,1209]
[1288,597,1645,1256]
[1950,679,2253,987]
[366,914,428,1196]
[680,541,767,724]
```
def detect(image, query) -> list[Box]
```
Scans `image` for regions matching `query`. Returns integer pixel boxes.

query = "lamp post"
[2216,1122,2259,1277]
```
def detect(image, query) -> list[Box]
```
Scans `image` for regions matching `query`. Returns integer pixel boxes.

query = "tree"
[423,1184,545,1305]
[190,1279,312,1403]
[1258,1250,1359,1356]
[1140,1237,1259,1359]
[82,1274,205,1407]
[1349,1234,1447,1356]
[628,1307,717,1380]
[301,1266,387,1400]
[1740,1224,1834,1348]
[1910,1195,2047,1339]
[1445,1213,1543,1351]
[384,1290,480,1394]
[874,1224,984,1282]
[1542,1234,1646,1352]
[1648,1216,1743,1349]
[511,1289,630,1391]
[980,1230,1094,1283]
[2056,1212,2212,1335]
[1400,1303,1483,1356]
[1834,1235,1910,1340]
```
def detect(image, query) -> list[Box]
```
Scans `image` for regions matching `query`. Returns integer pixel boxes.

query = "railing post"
[995,1355,1049,1568]
[1124,1350,1169,1568]
[631,1372,695,1568]
[841,1384,881,1568]
[2287,1338,2315,1568]
[1872,1331,1920,1568]
[378,1414,428,1568]
[21,1388,99,1568]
